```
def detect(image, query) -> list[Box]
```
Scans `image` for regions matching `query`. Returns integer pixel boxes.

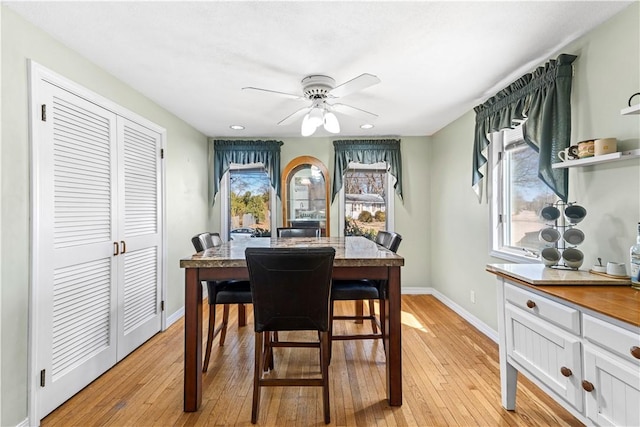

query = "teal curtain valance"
[209,139,283,205]
[331,139,403,202]
[473,53,577,202]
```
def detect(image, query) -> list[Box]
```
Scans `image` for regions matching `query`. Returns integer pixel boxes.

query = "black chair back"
[277,227,320,238]
[386,232,402,253]
[192,232,222,252]
[191,234,205,252]
[245,247,335,332]
[375,231,391,246]
[290,220,321,229]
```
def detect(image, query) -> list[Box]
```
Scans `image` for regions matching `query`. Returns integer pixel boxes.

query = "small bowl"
[539,228,561,245]
[564,205,587,224]
[540,206,561,221]
[563,228,585,246]
[606,262,627,277]
[562,248,584,269]
[541,247,561,267]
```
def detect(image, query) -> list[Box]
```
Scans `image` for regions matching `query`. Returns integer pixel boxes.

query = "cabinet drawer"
[583,314,640,367]
[505,283,580,334]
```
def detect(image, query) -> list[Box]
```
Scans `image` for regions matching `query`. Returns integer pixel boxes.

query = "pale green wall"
[429,2,640,330]
[1,7,209,425]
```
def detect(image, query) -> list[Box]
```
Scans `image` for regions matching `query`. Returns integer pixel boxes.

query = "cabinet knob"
[526,300,536,309]
[631,346,640,359]
[581,380,595,392]
[560,367,572,377]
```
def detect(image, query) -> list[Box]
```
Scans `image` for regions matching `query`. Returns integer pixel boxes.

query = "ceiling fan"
[242,73,380,136]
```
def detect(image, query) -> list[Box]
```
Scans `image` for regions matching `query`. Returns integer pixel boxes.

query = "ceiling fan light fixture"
[301,114,317,136]
[323,111,340,133]
[308,107,324,128]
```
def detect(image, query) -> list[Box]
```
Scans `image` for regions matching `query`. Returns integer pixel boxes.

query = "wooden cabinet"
[281,156,330,236]
[490,264,640,426]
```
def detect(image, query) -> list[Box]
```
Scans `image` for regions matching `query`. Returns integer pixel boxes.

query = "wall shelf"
[552,149,640,169]
[621,103,640,115]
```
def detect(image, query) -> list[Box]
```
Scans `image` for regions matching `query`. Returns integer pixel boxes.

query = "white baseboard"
[166,306,185,328]
[16,418,29,427]
[401,287,498,343]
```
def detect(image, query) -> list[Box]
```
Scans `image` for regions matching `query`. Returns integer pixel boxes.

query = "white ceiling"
[4,1,633,138]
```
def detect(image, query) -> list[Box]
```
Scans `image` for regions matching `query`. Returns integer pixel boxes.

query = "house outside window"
[340,162,394,239]
[490,125,558,262]
[220,163,276,240]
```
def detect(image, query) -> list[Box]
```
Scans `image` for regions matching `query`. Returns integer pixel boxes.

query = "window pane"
[344,167,387,240]
[505,145,557,251]
[228,167,271,239]
[287,165,327,232]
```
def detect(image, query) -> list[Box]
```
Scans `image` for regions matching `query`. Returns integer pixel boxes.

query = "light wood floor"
[42,295,583,426]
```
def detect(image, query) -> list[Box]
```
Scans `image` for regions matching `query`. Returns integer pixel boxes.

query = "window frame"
[489,128,554,264]
[220,162,277,241]
[338,161,395,237]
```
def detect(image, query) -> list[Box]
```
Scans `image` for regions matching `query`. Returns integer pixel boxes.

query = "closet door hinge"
[41,104,47,122]
[161,300,165,311]
[40,369,46,387]
[160,148,164,159]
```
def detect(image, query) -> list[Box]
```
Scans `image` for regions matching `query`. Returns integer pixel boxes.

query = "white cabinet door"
[115,117,163,360]
[584,344,640,427]
[34,82,119,419]
[32,72,164,420]
[505,305,583,411]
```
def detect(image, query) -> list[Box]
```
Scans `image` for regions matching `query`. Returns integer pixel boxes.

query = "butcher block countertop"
[487,263,640,328]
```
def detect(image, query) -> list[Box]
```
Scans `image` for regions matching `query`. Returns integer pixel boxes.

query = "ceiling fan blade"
[278,106,311,126]
[329,73,380,98]
[242,86,304,100]
[330,103,379,118]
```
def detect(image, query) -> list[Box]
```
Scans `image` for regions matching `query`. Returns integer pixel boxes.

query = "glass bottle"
[630,222,640,289]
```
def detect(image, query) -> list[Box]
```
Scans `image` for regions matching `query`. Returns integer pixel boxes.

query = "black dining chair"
[276,227,320,238]
[329,231,402,355]
[245,247,335,424]
[191,232,253,373]
[290,220,321,229]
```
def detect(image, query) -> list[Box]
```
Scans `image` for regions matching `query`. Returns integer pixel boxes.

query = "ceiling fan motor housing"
[302,75,336,99]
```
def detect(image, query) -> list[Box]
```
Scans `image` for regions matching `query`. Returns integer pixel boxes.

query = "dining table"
[179,235,405,412]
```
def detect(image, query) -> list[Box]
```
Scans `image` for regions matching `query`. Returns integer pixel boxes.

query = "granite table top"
[180,236,405,269]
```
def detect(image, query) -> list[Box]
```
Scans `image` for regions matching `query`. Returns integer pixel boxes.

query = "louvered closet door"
[35,82,118,419]
[115,117,162,360]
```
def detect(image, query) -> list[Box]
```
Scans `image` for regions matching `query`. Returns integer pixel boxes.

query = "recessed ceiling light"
[360,124,374,129]
[229,125,245,130]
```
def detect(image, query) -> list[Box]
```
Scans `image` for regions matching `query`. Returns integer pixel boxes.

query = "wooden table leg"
[184,268,202,411]
[385,266,402,406]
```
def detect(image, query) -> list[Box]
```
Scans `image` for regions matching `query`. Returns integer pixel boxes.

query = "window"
[491,126,558,262]
[339,162,395,239]
[220,163,276,240]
